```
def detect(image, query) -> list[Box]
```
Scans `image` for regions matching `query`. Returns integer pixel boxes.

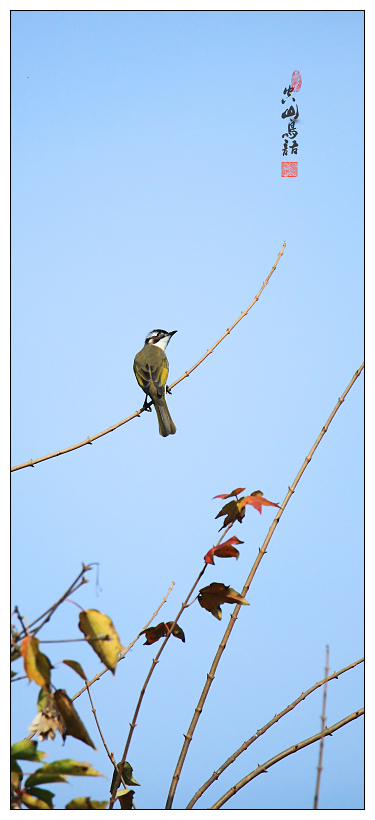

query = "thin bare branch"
[313,645,330,809]
[86,683,112,762]
[38,636,110,643]
[25,564,92,637]
[168,242,286,390]
[209,708,364,809]
[11,243,286,472]
[165,362,364,809]
[25,581,175,744]
[186,656,363,808]
[86,687,134,807]
[13,606,27,633]
[108,565,208,809]
[108,524,234,808]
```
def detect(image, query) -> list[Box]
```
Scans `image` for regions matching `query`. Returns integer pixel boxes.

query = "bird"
[133,329,177,437]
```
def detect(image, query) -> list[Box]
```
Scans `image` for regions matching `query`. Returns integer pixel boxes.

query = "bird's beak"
[168,330,178,337]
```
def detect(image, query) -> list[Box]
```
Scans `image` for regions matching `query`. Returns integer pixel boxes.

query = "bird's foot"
[143,397,153,412]
[166,385,173,395]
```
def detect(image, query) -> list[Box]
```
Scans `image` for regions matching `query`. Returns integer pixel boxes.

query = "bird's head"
[144,329,177,351]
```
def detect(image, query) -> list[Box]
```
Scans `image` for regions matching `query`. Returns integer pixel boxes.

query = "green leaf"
[37,687,49,711]
[11,669,17,678]
[110,761,140,790]
[166,622,185,643]
[78,610,124,674]
[24,771,68,788]
[11,644,22,662]
[63,660,88,681]
[21,792,51,809]
[25,757,103,789]
[30,759,102,777]
[26,787,55,808]
[65,797,109,809]
[11,739,46,763]
[54,689,96,749]
[11,763,23,790]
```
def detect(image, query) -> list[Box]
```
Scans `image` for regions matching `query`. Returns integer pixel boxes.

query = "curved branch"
[165,362,364,809]
[186,656,363,808]
[11,243,286,471]
[209,708,364,809]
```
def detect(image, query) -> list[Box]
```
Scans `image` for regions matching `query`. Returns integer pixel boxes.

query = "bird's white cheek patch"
[152,338,170,351]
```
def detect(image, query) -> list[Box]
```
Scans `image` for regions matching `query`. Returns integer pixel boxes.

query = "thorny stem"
[209,709,364,809]
[11,244,286,472]
[186,656,363,808]
[313,645,330,809]
[165,362,364,809]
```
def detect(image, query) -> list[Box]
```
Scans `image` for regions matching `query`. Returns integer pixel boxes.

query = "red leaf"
[140,622,185,645]
[140,623,167,645]
[204,536,243,565]
[214,544,240,560]
[242,492,280,515]
[213,488,245,500]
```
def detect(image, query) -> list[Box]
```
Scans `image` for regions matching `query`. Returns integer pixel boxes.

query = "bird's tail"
[154,399,176,437]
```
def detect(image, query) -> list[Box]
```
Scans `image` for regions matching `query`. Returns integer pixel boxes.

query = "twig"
[165,362,364,809]
[168,242,286,390]
[25,581,175,745]
[71,581,175,703]
[108,524,233,808]
[313,645,330,809]
[13,606,27,633]
[24,564,92,638]
[86,687,135,807]
[86,682,112,762]
[38,636,110,643]
[209,709,364,809]
[186,656,363,808]
[108,564,208,809]
[11,244,286,472]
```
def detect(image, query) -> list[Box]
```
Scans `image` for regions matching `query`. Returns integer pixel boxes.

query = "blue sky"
[11,10,363,811]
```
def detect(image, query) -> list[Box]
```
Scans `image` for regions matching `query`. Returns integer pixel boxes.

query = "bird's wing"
[134,351,169,399]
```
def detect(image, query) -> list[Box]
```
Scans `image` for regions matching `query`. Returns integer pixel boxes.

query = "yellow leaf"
[78,610,124,674]
[21,636,52,687]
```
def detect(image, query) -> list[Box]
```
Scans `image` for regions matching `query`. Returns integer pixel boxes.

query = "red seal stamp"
[291,70,302,92]
[281,162,298,177]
